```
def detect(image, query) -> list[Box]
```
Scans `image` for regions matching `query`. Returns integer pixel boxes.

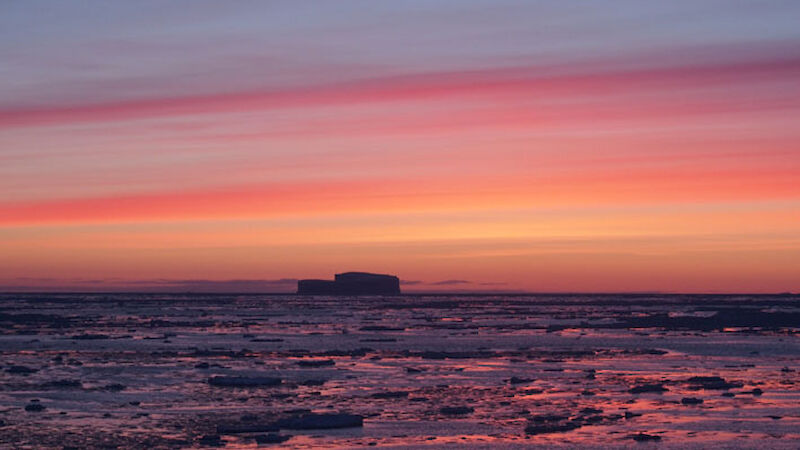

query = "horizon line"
[0,290,795,297]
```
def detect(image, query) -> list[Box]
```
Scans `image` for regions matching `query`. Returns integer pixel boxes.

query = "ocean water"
[0,293,798,449]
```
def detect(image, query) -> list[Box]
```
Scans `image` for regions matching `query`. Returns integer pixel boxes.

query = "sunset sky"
[1,1,799,293]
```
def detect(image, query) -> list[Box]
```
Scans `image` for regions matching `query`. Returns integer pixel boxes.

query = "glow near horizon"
[1,1,799,292]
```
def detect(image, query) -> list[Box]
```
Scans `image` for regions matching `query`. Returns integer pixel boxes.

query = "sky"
[1,1,799,293]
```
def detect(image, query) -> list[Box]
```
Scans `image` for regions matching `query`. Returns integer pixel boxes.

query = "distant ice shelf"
[297,272,400,295]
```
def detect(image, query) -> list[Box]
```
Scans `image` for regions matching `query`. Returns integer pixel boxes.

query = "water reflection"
[0,293,797,448]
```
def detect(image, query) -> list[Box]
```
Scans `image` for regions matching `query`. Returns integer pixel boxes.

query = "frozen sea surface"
[0,293,798,449]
